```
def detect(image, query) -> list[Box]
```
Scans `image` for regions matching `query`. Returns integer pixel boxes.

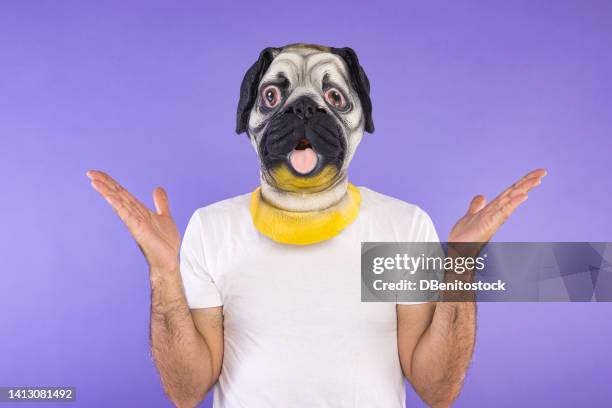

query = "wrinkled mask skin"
[236,44,374,202]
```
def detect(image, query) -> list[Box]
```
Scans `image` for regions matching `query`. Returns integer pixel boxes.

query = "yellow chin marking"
[269,164,338,192]
[250,184,361,245]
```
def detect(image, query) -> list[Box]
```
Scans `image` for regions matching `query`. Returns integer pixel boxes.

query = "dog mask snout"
[286,97,325,120]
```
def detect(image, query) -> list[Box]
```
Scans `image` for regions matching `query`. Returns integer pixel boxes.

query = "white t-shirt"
[180,186,439,408]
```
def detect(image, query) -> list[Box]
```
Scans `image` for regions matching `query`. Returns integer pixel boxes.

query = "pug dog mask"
[236,44,374,245]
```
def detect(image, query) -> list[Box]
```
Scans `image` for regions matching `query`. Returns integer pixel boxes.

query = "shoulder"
[187,192,252,235]
[181,192,258,279]
[358,186,431,221]
[193,192,251,219]
[357,186,438,242]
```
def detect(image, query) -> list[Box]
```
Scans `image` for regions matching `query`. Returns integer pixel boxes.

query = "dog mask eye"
[324,88,347,110]
[261,85,281,108]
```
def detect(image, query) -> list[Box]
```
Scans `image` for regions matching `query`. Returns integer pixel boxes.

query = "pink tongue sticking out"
[289,147,318,174]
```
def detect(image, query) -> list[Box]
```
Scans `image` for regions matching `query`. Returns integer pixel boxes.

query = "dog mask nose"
[289,97,319,120]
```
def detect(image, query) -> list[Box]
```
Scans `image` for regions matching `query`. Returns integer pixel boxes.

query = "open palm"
[449,169,546,243]
[87,170,180,270]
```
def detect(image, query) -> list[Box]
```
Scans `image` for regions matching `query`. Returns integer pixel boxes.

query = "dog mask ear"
[330,47,374,133]
[236,47,279,134]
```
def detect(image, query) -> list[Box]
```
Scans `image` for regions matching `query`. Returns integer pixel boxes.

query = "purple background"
[1,1,611,407]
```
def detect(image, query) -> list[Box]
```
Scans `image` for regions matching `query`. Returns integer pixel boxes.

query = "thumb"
[153,187,171,216]
[466,195,487,215]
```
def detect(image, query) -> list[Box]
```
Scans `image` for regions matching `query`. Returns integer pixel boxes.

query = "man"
[87,44,545,407]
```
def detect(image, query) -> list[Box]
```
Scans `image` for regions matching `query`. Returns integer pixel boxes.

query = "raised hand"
[86,170,180,271]
[449,169,547,243]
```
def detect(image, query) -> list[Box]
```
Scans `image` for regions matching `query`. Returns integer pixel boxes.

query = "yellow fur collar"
[250,184,361,245]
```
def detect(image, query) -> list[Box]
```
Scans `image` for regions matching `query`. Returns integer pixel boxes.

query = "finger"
[87,170,131,197]
[87,170,120,189]
[486,169,546,212]
[489,193,529,228]
[510,176,542,196]
[90,180,144,234]
[490,175,544,213]
[511,169,547,189]
[153,187,171,216]
[89,176,144,217]
[500,173,544,200]
[90,178,124,204]
[466,195,487,215]
[496,169,547,200]
[87,170,149,216]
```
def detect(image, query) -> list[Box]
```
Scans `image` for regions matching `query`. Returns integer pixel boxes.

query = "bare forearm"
[409,302,476,407]
[149,268,216,407]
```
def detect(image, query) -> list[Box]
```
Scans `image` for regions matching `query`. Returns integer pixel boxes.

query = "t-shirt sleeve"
[180,210,223,309]
[414,207,440,243]
[397,207,441,305]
